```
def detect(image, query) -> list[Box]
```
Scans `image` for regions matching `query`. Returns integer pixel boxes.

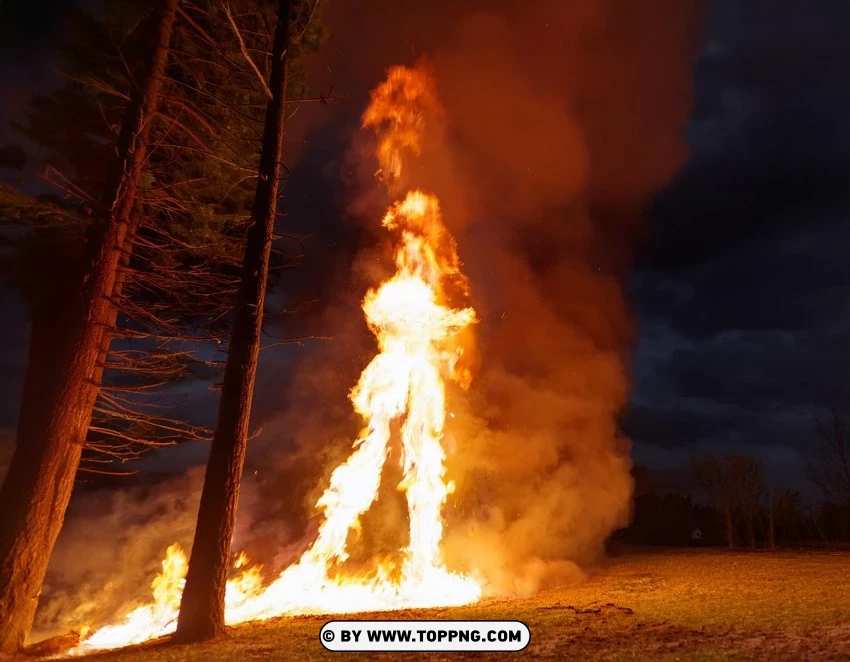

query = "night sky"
[625,0,850,490]
[1,0,849,493]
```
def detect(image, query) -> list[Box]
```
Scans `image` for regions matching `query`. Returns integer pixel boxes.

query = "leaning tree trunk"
[0,0,178,652]
[174,0,292,643]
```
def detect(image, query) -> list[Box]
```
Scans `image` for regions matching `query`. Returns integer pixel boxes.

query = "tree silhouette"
[808,409,850,509]
[693,453,764,549]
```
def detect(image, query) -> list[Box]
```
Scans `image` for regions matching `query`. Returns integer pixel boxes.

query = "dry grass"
[29,548,850,661]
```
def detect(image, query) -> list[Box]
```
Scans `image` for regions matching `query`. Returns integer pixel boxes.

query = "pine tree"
[175,0,324,641]
[2,0,328,472]
[0,0,180,651]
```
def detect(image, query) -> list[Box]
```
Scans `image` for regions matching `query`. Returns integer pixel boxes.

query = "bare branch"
[221,1,273,99]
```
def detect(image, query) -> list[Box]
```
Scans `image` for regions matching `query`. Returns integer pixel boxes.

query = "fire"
[361,63,444,184]
[76,545,187,650]
[71,64,481,654]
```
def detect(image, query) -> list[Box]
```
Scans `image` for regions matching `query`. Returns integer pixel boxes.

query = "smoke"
[30,469,268,641]
[254,0,707,595]
[29,0,706,636]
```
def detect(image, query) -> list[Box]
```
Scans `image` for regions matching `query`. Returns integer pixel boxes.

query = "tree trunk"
[174,0,292,643]
[0,1,178,652]
[90,213,142,402]
[767,502,775,550]
[810,513,830,548]
[746,511,756,550]
[724,502,735,548]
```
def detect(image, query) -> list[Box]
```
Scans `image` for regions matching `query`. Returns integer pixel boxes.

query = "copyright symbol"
[322,630,335,642]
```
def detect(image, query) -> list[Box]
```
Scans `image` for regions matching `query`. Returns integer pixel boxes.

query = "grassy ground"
[31,548,850,661]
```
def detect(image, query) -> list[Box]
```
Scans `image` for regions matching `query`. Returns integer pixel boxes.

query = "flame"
[75,545,187,650]
[71,64,481,654]
[362,63,444,184]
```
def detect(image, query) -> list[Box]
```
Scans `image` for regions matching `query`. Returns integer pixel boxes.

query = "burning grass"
[22,548,850,661]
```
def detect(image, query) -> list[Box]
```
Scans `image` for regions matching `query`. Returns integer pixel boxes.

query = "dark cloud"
[642,0,850,270]
[635,217,850,339]
[628,0,849,489]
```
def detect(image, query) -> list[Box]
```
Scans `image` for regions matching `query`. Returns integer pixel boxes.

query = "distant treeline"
[617,489,850,548]
[615,409,850,549]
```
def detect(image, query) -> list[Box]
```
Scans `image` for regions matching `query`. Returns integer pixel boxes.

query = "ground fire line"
[66,64,483,654]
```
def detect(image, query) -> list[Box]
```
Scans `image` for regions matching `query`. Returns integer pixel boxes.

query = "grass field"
[26,548,850,661]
